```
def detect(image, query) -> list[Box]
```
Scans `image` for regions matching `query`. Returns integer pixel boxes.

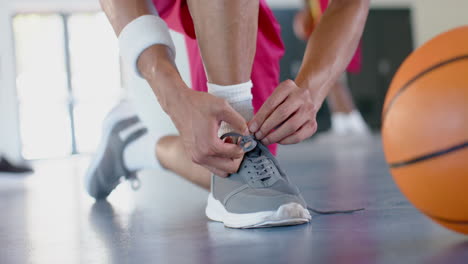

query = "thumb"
[218,103,249,135]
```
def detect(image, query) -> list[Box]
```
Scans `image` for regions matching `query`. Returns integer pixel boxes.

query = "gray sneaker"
[85,104,147,200]
[205,133,311,228]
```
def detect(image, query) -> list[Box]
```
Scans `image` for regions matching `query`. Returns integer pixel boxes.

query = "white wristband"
[118,15,176,77]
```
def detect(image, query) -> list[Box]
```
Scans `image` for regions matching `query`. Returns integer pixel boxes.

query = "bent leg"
[327,76,356,114]
[156,135,211,190]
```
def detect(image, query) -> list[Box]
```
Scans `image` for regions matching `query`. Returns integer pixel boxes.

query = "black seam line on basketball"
[389,141,468,168]
[382,54,468,121]
[423,210,468,225]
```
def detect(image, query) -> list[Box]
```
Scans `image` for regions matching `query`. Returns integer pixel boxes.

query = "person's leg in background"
[327,76,356,114]
[326,73,370,135]
[294,0,369,136]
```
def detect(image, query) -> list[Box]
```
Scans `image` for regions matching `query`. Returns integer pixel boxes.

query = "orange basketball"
[382,26,468,234]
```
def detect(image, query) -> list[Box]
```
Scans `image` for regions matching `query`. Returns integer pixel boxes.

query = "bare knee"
[155,135,180,169]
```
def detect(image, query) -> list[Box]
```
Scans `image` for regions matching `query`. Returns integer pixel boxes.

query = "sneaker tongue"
[246,145,262,158]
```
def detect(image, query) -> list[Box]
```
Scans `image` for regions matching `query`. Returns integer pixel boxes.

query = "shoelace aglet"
[220,132,257,152]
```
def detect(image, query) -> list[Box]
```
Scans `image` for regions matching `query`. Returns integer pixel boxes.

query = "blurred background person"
[294,0,370,136]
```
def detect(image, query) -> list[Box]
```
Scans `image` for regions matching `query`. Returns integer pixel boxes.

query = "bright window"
[13,12,123,159]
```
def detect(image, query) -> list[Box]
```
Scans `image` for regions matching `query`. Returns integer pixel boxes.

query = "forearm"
[187,0,259,85]
[100,0,157,34]
[296,0,369,108]
[100,0,188,113]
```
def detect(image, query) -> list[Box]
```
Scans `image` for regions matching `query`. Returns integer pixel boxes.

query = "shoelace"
[221,132,365,215]
[249,156,275,182]
[221,132,257,152]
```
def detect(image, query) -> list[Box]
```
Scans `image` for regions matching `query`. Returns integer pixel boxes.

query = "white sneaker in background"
[331,110,370,136]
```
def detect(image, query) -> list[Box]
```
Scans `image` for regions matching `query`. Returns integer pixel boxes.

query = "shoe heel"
[205,193,225,223]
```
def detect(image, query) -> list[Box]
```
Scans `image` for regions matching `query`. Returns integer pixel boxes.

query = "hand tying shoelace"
[221,132,365,215]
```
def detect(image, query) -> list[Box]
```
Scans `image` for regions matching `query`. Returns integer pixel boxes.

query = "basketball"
[382,26,468,234]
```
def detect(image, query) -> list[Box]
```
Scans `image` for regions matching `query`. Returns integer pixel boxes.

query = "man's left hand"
[249,80,319,145]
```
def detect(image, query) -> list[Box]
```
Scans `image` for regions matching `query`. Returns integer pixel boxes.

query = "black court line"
[389,141,468,168]
[382,54,468,120]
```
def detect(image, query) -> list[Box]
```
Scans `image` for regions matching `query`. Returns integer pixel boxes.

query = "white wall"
[0,0,467,160]
[413,0,468,47]
[0,0,193,161]
[372,0,468,47]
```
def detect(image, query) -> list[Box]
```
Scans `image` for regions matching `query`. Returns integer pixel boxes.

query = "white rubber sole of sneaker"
[205,193,311,228]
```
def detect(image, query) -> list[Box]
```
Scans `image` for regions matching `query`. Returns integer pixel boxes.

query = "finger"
[261,110,307,145]
[255,97,301,140]
[249,80,296,133]
[212,140,244,159]
[204,165,229,178]
[278,121,317,145]
[218,102,249,135]
[204,156,243,174]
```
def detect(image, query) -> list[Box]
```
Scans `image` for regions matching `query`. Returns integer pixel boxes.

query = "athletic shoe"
[85,103,147,200]
[330,110,371,136]
[205,134,311,228]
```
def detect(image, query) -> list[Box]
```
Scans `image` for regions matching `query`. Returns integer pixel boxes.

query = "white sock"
[347,110,370,134]
[207,80,254,136]
[331,112,348,135]
[331,110,369,135]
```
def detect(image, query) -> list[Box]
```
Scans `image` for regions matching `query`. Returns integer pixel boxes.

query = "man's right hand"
[168,89,249,177]
[136,45,248,177]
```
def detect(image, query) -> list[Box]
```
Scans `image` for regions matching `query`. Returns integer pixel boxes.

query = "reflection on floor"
[0,134,467,264]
